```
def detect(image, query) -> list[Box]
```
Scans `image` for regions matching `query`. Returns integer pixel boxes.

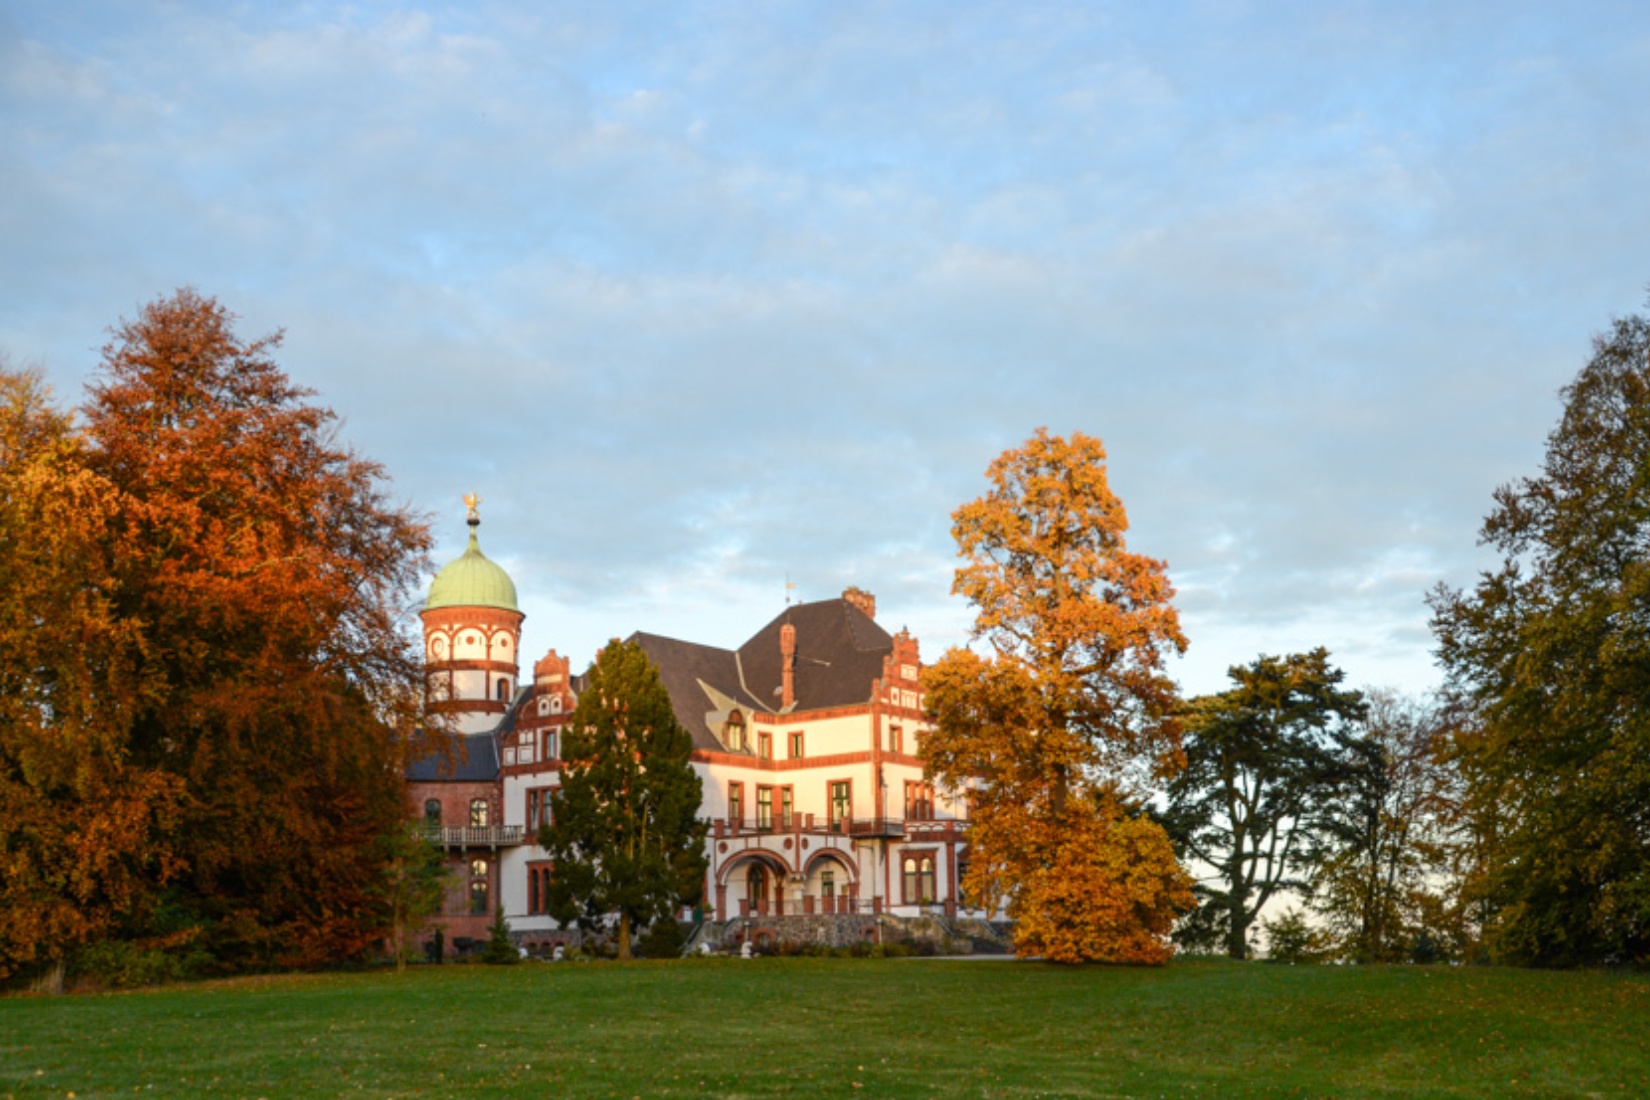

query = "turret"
[420,494,524,733]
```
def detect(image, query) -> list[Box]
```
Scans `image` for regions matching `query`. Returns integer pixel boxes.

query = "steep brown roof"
[630,632,766,752]
[738,598,892,712]
[630,598,894,753]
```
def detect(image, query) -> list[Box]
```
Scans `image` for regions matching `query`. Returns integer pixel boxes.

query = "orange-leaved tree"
[0,366,183,986]
[78,289,433,970]
[923,429,1192,963]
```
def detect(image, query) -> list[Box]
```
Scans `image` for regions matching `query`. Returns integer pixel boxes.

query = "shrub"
[637,920,686,959]
[68,940,192,989]
[481,908,520,965]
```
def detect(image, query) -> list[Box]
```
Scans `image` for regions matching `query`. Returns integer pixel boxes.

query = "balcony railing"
[421,825,524,849]
[713,814,964,839]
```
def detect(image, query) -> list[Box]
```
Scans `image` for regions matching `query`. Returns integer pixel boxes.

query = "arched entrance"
[717,851,791,919]
[746,863,771,914]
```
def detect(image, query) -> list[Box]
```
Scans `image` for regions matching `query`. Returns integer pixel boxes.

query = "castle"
[406,504,973,953]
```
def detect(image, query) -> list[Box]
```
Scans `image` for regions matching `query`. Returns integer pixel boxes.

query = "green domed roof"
[426,527,519,612]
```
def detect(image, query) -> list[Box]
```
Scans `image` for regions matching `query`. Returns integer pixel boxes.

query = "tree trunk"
[617,912,632,959]
[1227,865,1250,960]
[29,961,65,995]
[1227,907,1250,960]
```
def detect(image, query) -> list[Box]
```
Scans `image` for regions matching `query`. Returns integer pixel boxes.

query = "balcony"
[422,825,524,850]
[710,815,961,840]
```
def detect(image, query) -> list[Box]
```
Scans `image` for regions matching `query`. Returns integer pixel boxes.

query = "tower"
[420,495,524,734]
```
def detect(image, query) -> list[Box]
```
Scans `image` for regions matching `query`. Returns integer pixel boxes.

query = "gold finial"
[463,492,482,526]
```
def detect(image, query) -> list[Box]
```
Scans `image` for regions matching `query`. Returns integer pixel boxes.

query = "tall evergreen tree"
[540,639,707,960]
[1161,649,1365,959]
[1431,300,1650,966]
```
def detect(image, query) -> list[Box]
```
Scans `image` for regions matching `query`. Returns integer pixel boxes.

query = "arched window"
[549,695,562,714]
[423,799,441,827]
[747,864,769,905]
[723,711,745,752]
[470,799,490,828]
[495,678,511,702]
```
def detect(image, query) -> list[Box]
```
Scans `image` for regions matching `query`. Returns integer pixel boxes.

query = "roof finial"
[463,492,482,528]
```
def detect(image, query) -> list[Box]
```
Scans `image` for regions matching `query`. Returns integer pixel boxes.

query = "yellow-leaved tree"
[922,429,1192,963]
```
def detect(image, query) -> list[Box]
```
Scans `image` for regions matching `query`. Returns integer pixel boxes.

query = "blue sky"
[4,1,1648,696]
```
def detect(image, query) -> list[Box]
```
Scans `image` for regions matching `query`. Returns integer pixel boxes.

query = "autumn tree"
[0,366,182,985]
[77,289,432,970]
[1430,301,1650,966]
[539,639,707,960]
[1308,691,1461,963]
[922,429,1192,964]
[1161,649,1365,959]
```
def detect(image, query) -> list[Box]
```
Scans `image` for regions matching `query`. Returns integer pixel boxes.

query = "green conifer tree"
[539,639,708,959]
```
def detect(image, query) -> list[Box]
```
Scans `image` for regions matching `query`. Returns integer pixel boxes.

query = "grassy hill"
[3,956,1647,1098]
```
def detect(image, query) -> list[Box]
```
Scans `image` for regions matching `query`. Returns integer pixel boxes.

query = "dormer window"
[724,711,746,752]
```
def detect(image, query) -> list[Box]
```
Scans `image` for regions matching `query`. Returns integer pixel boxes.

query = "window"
[724,712,746,752]
[887,726,903,754]
[728,782,744,826]
[495,678,510,701]
[905,781,934,821]
[829,781,851,832]
[789,731,804,759]
[470,799,490,828]
[756,786,773,830]
[423,799,442,827]
[820,868,835,898]
[747,864,769,906]
[542,729,557,760]
[470,859,490,915]
[758,732,773,760]
[902,854,936,905]
[527,787,554,831]
[549,695,562,714]
[527,863,553,915]
[781,786,793,829]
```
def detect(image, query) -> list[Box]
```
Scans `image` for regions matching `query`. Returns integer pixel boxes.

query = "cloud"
[3,0,1649,688]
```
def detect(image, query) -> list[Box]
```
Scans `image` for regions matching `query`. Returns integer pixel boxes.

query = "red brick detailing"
[691,748,876,770]
[842,586,877,620]
[780,622,796,710]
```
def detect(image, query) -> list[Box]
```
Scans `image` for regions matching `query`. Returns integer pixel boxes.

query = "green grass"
[3,957,1649,1098]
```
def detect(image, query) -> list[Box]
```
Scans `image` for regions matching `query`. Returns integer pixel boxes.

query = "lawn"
[3,957,1648,1098]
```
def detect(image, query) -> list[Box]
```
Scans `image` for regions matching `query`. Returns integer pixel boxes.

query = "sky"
[4,1,1649,698]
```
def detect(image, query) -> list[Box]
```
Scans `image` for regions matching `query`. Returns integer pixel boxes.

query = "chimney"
[780,622,796,709]
[842,586,876,621]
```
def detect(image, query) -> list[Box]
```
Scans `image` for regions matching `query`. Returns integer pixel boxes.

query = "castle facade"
[406,509,972,952]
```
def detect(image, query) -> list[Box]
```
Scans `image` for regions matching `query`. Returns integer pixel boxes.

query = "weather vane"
[464,492,482,526]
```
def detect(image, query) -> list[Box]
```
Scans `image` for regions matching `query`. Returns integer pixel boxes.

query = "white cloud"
[3,0,1648,694]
